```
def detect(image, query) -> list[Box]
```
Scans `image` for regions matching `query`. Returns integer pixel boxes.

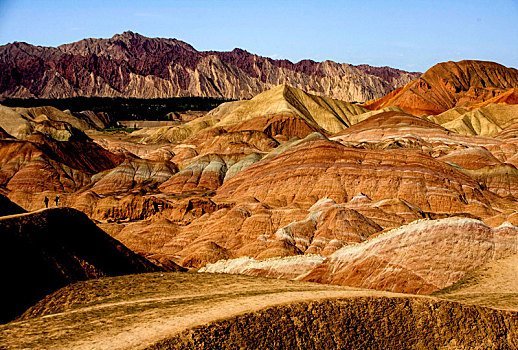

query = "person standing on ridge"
[44,196,49,208]
[55,195,60,207]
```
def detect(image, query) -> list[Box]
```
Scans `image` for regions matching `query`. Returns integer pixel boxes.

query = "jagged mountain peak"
[112,30,141,40]
[0,32,420,100]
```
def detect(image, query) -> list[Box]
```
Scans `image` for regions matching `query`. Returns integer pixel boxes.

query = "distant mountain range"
[0,31,419,101]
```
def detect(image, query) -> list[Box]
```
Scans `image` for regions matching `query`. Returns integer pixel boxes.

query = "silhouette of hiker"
[55,195,60,207]
[44,196,49,208]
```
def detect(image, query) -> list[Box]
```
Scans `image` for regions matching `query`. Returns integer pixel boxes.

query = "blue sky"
[0,0,516,72]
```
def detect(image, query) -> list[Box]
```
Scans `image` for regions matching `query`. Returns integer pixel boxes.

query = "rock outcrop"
[91,158,177,195]
[428,104,518,137]
[140,84,370,144]
[202,218,518,296]
[4,62,518,294]
[0,104,109,142]
[6,45,518,350]
[304,218,518,294]
[0,31,419,101]
[214,133,491,214]
[0,136,124,209]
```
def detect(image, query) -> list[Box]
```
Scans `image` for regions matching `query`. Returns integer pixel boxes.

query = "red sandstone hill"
[213,133,489,213]
[5,58,518,347]
[303,218,518,294]
[0,31,419,101]
[4,77,518,293]
[0,135,125,210]
[364,60,518,115]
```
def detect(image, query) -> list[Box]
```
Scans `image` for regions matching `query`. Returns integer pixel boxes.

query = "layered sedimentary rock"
[91,158,177,195]
[438,147,503,170]
[0,31,419,101]
[188,130,279,156]
[158,154,228,194]
[202,218,518,295]
[332,107,508,149]
[200,255,326,280]
[75,192,176,222]
[88,100,518,268]
[457,164,518,198]
[0,208,160,322]
[0,104,109,142]
[0,104,122,210]
[0,136,123,209]
[114,218,180,255]
[136,137,508,265]
[331,108,518,165]
[140,84,370,144]
[304,218,518,294]
[13,105,110,131]
[4,70,518,291]
[428,104,518,137]
[110,194,399,268]
[173,197,403,268]
[7,85,514,273]
[330,109,518,200]
[364,60,518,115]
[215,132,491,214]
[6,56,518,349]
[156,131,277,194]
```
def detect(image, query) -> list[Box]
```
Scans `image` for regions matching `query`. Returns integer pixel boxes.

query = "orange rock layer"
[364,60,518,115]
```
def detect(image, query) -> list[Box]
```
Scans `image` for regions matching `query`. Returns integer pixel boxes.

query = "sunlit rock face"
[2,60,518,297]
[201,218,518,295]
[139,84,372,144]
[303,218,518,294]
[215,134,492,214]
[0,137,123,210]
[364,60,518,115]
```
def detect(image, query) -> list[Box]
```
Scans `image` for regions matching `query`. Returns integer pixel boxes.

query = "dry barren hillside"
[3,78,518,281]
[0,208,161,322]
[2,59,518,348]
[435,253,518,311]
[2,273,518,350]
[138,84,370,144]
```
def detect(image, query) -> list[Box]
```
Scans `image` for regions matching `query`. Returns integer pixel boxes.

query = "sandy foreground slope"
[0,273,396,349]
[2,272,518,350]
[436,253,518,310]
